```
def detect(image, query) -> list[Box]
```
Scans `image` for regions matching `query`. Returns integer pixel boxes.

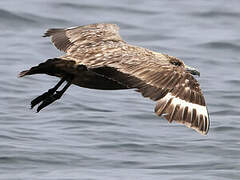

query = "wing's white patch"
[163,93,207,117]
[161,92,209,134]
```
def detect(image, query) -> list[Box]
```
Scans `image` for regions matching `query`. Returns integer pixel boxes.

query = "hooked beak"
[185,65,200,77]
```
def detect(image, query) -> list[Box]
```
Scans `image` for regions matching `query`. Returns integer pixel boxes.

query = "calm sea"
[0,0,239,179]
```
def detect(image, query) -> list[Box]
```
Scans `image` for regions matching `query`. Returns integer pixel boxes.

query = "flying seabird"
[19,23,210,135]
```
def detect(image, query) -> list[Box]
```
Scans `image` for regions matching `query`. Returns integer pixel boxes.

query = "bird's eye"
[171,61,182,66]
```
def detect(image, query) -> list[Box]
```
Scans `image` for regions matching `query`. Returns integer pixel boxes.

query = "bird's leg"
[36,78,72,112]
[31,77,66,109]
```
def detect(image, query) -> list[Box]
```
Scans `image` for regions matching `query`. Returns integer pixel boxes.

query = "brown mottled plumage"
[19,23,210,135]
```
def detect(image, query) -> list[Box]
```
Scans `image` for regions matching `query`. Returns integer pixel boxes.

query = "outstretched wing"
[91,57,209,135]
[44,23,209,135]
[43,23,124,53]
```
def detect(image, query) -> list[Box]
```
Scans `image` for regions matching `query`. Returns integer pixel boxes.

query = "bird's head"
[169,56,200,77]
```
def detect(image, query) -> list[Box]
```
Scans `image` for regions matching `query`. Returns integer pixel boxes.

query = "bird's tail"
[18,58,76,78]
[18,70,31,77]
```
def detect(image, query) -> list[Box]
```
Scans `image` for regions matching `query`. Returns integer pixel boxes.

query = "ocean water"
[0,0,240,179]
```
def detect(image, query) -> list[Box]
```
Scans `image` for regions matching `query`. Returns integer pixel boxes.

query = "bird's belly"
[72,71,128,90]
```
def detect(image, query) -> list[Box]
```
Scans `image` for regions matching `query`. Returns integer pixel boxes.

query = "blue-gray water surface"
[0,0,239,179]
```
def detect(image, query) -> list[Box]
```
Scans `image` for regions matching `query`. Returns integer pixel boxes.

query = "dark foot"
[31,78,72,112]
[31,89,55,109]
[36,91,63,112]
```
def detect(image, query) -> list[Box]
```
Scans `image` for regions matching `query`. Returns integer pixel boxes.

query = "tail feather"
[18,63,48,78]
[18,70,30,77]
[18,58,77,78]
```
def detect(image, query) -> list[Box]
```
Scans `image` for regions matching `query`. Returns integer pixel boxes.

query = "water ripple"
[55,2,158,15]
[0,0,240,179]
[197,41,240,51]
